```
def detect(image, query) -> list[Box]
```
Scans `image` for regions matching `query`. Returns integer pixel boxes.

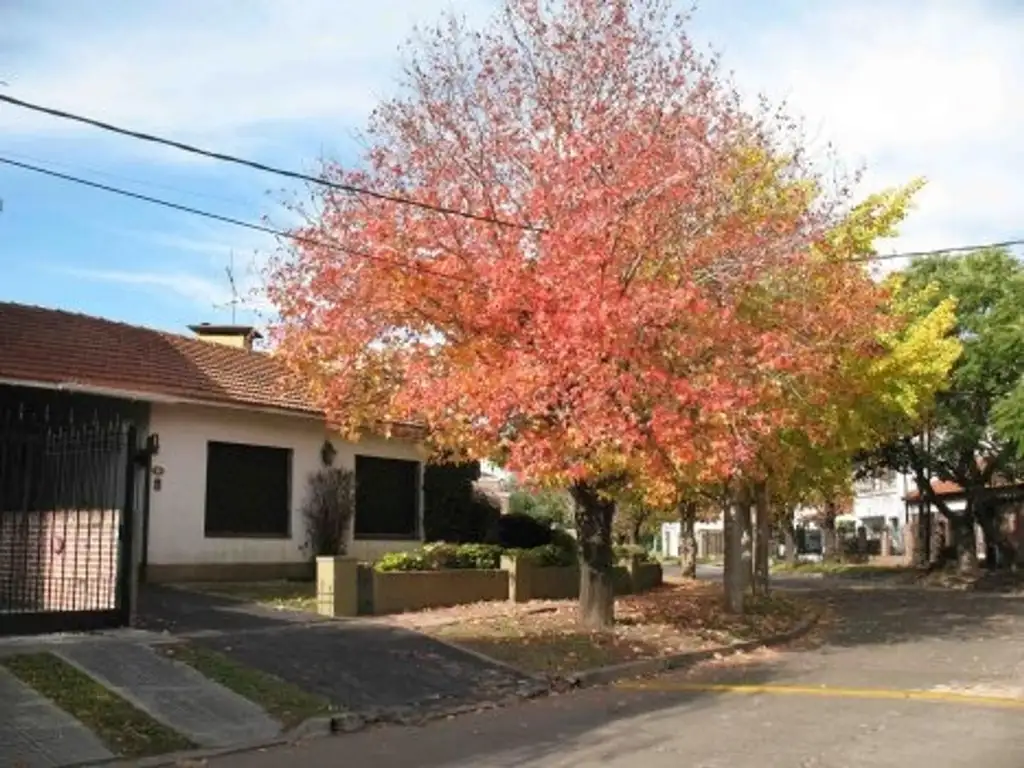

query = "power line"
[856,238,1024,263]
[0,93,541,233]
[0,147,258,208]
[0,156,478,287]
[2,152,1018,279]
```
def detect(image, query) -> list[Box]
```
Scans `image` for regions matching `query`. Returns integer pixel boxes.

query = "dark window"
[354,456,420,539]
[204,441,291,538]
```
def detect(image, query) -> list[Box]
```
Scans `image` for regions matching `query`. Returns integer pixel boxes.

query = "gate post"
[117,426,137,627]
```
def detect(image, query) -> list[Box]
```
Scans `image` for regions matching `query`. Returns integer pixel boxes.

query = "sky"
[0,0,1021,337]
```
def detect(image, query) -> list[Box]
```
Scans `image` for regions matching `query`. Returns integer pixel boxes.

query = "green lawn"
[2,652,194,759]
[180,580,317,613]
[158,644,334,729]
[771,560,912,579]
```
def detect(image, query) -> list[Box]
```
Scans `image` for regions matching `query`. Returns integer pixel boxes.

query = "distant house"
[0,302,425,633]
[475,464,512,514]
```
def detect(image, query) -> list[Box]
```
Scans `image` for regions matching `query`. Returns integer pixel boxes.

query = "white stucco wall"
[146,403,424,568]
[660,519,724,557]
[852,472,914,526]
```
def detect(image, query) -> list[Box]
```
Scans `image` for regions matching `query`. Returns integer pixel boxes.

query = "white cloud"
[55,265,273,316]
[711,0,1024,264]
[0,0,491,154]
[6,0,1021,300]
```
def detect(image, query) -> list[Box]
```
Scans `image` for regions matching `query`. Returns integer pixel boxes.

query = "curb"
[76,611,820,765]
[289,678,552,739]
[555,610,822,690]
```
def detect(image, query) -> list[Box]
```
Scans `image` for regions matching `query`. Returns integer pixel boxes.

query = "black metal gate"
[0,418,137,635]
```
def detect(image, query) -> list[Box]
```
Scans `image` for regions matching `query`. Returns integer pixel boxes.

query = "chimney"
[188,323,263,352]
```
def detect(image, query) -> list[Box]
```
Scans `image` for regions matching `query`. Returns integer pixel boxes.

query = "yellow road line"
[614,681,1024,710]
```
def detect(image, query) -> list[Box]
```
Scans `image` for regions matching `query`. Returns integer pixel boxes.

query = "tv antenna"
[215,250,241,323]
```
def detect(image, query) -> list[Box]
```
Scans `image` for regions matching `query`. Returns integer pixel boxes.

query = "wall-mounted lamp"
[320,439,337,467]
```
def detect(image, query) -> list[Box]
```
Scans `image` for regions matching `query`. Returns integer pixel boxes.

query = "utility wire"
[0,156,478,287]
[0,93,542,233]
[1,153,1019,271]
[857,238,1024,263]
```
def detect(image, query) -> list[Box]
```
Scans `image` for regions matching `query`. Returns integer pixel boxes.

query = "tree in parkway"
[269,0,898,627]
[862,248,1024,572]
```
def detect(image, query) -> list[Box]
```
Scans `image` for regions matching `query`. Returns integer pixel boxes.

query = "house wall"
[145,403,424,580]
[660,520,724,558]
[852,472,914,527]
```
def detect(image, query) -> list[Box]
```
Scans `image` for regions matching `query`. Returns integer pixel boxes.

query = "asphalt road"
[208,580,1024,768]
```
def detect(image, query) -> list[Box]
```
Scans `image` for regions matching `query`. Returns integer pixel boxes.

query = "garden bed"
[427,582,813,677]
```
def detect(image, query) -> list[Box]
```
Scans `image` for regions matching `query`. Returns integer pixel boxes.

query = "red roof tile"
[903,475,1024,502]
[0,301,318,415]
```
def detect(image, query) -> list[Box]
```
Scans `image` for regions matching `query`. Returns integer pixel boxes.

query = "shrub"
[614,544,652,563]
[422,461,502,543]
[301,465,355,558]
[550,527,578,554]
[507,542,577,567]
[375,542,504,572]
[487,512,553,549]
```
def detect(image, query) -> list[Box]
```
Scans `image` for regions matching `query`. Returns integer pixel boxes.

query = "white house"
[658,473,907,559]
[0,302,427,589]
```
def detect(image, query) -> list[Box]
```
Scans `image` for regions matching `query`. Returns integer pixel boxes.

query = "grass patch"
[181,580,317,613]
[2,652,193,759]
[771,561,911,579]
[158,644,333,729]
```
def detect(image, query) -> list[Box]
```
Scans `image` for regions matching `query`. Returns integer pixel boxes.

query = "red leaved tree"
[268,0,868,628]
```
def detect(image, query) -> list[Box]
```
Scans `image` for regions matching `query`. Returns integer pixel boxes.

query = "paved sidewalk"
[0,666,114,768]
[141,586,540,716]
[58,641,282,747]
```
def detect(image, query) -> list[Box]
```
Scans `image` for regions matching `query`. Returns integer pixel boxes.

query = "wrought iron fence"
[0,415,135,631]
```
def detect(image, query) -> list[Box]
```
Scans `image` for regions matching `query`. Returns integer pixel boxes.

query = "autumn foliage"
[268,0,914,625]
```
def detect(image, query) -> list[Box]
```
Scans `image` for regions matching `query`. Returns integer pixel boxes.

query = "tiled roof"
[0,301,319,415]
[903,476,1024,502]
[903,479,963,502]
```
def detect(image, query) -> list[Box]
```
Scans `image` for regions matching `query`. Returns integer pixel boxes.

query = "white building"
[0,301,427,590]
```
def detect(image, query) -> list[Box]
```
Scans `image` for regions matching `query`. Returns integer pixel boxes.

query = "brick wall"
[0,509,120,613]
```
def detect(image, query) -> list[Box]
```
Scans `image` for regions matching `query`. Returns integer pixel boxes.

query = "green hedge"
[614,544,653,563]
[374,538,660,572]
[375,538,577,572]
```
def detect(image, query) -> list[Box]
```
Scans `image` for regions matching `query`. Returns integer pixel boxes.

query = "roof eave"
[0,376,323,422]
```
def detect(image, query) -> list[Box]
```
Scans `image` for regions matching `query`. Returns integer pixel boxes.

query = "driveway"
[205,583,1024,767]
[136,586,540,716]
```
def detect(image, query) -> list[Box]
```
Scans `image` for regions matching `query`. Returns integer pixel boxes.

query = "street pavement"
[206,579,1024,768]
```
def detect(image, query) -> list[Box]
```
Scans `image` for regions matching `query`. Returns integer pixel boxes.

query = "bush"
[423,461,503,543]
[375,542,504,572]
[507,542,577,567]
[374,537,580,572]
[487,512,553,549]
[614,544,652,563]
[301,465,355,557]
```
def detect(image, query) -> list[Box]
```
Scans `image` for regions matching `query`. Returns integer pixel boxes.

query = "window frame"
[353,454,421,541]
[203,440,293,540]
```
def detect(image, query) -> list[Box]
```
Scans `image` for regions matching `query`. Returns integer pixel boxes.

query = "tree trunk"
[822,500,839,562]
[950,509,979,576]
[723,483,749,614]
[679,500,698,579]
[752,482,771,596]
[739,487,753,593]
[783,523,798,566]
[571,480,616,629]
[912,507,931,568]
[630,519,642,547]
[976,498,1014,571]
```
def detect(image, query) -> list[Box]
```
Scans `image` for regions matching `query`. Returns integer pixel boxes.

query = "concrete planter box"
[319,554,665,617]
[370,569,509,615]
